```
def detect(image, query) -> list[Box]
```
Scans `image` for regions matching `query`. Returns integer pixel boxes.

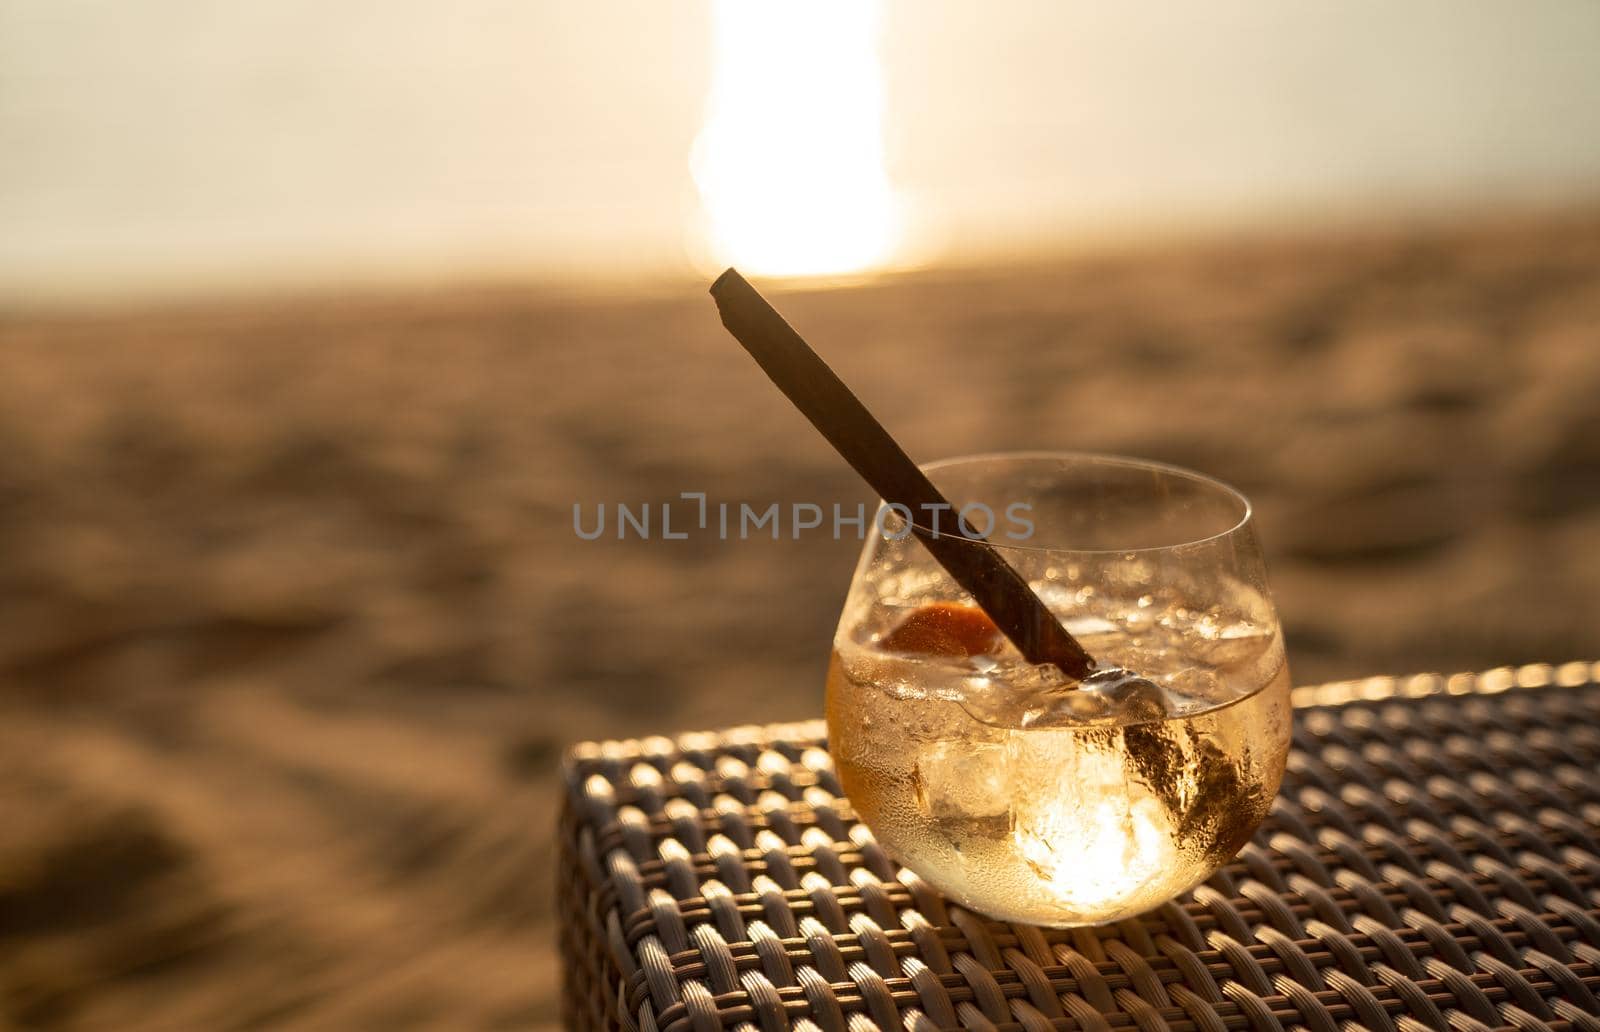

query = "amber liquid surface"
[826,591,1291,927]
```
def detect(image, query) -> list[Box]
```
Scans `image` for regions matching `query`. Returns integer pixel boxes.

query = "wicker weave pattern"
[559,662,1600,1031]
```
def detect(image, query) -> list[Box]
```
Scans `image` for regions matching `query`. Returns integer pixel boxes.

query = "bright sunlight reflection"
[692,0,899,278]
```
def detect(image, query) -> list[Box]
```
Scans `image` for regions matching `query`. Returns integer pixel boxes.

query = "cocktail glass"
[826,452,1291,926]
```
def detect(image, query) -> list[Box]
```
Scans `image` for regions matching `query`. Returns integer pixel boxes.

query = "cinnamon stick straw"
[710,268,1097,680]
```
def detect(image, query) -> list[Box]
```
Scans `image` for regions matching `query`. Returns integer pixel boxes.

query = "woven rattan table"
[559,662,1600,1031]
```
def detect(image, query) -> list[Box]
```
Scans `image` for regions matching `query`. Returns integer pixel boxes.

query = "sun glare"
[692,0,899,278]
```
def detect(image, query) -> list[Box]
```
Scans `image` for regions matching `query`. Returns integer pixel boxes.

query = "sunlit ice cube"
[914,739,1008,820]
[1006,728,1178,908]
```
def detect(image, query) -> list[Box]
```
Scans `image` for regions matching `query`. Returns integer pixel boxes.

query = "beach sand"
[1,212,1598,1028]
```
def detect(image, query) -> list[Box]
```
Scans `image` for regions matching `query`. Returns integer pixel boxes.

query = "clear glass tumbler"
[826,452,1291,926]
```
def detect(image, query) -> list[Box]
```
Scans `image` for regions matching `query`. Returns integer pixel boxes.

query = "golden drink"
[827,590,1291,927]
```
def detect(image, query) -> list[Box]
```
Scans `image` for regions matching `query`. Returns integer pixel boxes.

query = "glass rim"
[894,449,1254,556]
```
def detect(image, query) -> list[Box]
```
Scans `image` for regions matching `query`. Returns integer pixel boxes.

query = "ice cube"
[1159,666,1231,709]
[915,740,1008,820]
[1005,728,1178,906]
[1085,668,1171,720]
[1020,668,1170,729]
[1018,686,1116,726]
[955,660,1071,727]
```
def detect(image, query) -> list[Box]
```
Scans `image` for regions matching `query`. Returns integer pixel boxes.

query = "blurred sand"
[1,213,1598,1028]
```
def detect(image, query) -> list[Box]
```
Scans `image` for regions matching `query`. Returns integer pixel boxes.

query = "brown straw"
[709,268,1096,680]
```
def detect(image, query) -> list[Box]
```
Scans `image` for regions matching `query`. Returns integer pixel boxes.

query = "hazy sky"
[3,1,1598,299]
